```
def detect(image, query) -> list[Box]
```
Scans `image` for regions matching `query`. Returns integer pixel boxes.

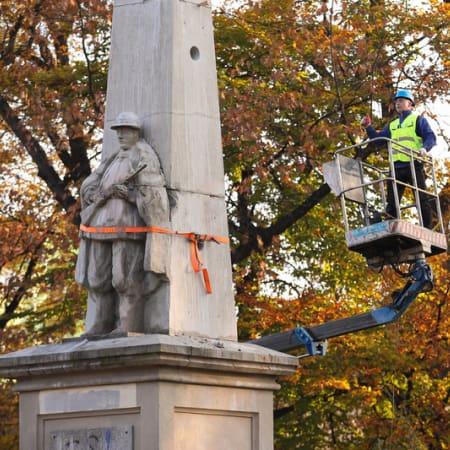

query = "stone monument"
[0,1,298,449]
[82,0,239,341]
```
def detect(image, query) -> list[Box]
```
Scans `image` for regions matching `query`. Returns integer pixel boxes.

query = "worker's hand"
[419,148,428,157]
[360,114,371,128]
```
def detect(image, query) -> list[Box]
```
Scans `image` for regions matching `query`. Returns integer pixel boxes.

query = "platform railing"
[333,138,444,234]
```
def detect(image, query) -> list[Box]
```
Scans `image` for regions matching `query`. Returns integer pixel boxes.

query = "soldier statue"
[75,112,170,336]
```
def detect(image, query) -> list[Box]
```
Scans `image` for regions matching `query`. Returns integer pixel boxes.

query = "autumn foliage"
[0,0,449,448]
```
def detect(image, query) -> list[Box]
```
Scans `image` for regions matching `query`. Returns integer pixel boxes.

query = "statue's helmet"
[111,112,142,130]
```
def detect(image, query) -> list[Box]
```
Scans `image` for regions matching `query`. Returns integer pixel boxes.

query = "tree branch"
[231,183,331,264]
[0,96,77,213]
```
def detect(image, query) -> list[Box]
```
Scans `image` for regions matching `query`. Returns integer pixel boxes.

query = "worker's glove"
[360,114,371,128]
[418,148,428,157]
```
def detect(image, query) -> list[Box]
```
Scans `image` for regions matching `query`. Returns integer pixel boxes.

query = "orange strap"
[79,224,229,294]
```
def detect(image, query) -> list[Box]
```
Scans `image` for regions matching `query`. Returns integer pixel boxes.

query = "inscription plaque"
[49,426,133,450]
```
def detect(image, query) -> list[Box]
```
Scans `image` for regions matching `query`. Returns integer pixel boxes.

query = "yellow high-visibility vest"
[389,113,423,162]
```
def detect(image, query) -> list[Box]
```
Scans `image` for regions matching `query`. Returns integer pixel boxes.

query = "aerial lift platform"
[324,137,446,269]
[251,138,447,358]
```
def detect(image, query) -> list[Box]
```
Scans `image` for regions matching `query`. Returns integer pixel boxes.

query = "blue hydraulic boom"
[251,260,433,358]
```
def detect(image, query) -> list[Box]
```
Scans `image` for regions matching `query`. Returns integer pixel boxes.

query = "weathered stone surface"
[49,426,133,450]
[0,335,297,381]
[0,336,297,450]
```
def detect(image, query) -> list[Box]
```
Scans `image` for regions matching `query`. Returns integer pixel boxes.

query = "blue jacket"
[365,110,436,166]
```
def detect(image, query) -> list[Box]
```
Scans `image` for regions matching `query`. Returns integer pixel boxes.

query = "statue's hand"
[83,186,100,205]
[91,187,113,205]
[112,184,129,200]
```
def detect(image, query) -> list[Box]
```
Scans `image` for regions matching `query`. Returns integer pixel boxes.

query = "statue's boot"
[82,291,116,336]
[109,295,144,336]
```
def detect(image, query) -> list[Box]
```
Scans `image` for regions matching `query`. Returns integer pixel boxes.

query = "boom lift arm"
[251,259,433,358]
[251,139,444,358]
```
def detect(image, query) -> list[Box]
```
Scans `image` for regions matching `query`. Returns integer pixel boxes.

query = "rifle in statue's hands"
[80,164,147,225]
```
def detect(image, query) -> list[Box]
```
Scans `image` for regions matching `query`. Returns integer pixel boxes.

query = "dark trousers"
[386,162,433,229]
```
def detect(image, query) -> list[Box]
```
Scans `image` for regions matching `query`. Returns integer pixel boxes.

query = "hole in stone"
[190,46,200,60]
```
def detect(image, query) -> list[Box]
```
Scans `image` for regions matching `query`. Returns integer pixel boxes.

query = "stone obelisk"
[0,2,297,449]
[85,0,237,340]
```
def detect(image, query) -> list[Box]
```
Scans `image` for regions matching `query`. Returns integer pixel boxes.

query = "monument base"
[0,334,297,450]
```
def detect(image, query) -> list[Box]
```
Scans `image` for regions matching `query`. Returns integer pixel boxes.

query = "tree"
[0,0,111,332]
[214,0,450,295]
[214,1,449,448]
[0,2,110,445]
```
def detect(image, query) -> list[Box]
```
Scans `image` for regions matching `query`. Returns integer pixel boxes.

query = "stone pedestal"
[0,335,297,450]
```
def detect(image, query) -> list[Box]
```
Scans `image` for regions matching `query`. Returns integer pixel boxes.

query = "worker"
[361,89,436,229]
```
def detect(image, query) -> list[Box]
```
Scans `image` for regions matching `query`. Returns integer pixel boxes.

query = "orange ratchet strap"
[79,224,229,294]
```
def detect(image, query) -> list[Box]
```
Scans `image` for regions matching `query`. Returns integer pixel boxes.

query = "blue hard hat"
[394,89,415,106]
